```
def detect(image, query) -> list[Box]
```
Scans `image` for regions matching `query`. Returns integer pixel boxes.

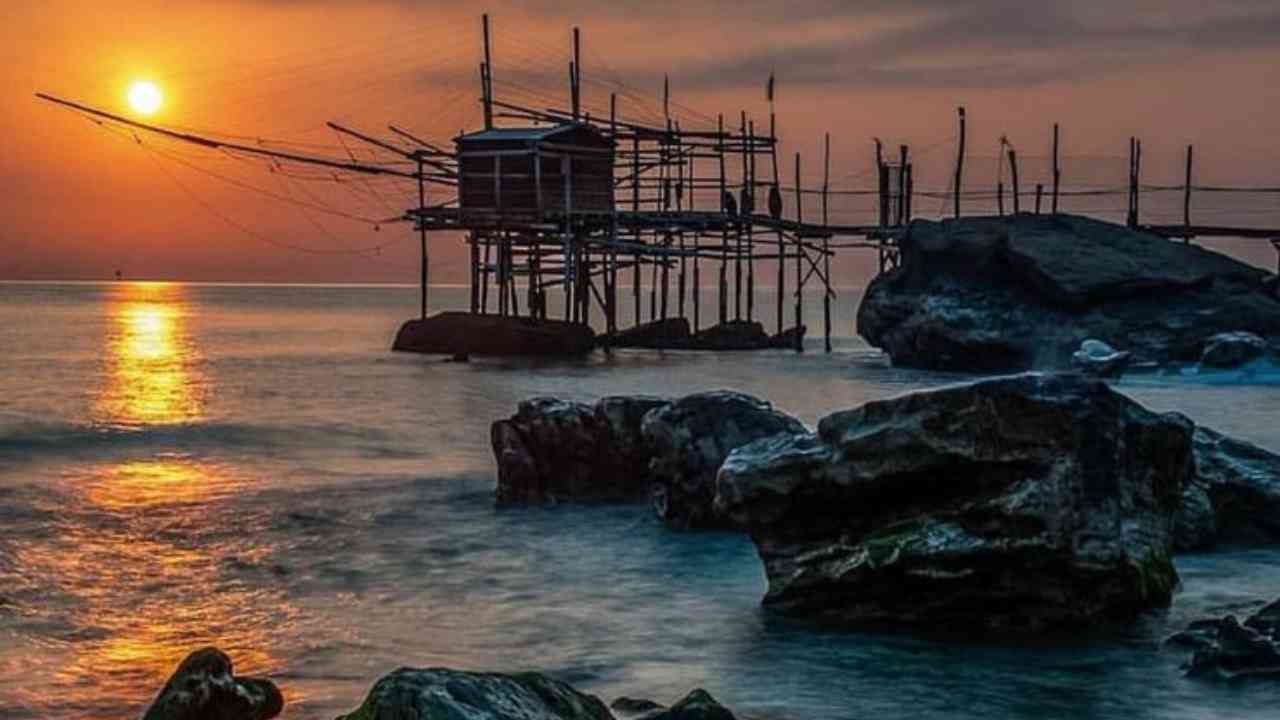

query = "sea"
[0,281,1277,719]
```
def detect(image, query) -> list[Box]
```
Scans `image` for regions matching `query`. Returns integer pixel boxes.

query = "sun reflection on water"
[95,282,205,426]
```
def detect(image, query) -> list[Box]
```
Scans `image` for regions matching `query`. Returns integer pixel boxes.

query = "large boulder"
[142,647,283,720]
[716,373,1194,632]
[1199,331,1269,369]
[492,396,670,505]
[857,214,1280,371]
[336,667,613,720]
[393,312,595,356]
[612,318,692,349]
[643,391,806,529]
[1174,427,1280,550]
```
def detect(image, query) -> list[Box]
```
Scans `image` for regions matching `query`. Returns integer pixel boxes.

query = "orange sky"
[3,0,1279,283]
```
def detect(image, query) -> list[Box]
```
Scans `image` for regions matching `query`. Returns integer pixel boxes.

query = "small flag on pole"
[766,71,775,103]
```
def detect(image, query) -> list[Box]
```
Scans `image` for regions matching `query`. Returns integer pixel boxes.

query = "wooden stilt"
[822,132,832,354]
[793,152,803,353]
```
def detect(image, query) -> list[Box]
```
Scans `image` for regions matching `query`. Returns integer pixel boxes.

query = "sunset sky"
[3,1,1279,283]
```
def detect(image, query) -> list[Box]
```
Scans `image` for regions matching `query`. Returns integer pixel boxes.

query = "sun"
[127,81,163,116]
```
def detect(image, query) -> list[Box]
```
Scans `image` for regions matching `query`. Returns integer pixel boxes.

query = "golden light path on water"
[4,282,297,717]
[95,281,205,426]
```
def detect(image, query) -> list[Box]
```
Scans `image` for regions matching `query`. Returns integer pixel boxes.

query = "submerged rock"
[612,318,692,349]
[1170,599,1280,680]
[1199,331,1269,369]
[1174,427,1280,550]
[492,395,670,505]
[644,391,806,529]
[1071,339,1131,377]
[717,373,1193,632]
[142,647,282,720]
[857,214,1280,371]
[393,311,595,356]
[336,667,613,720]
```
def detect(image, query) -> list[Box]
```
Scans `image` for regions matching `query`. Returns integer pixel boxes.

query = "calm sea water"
[0,281,1277,720]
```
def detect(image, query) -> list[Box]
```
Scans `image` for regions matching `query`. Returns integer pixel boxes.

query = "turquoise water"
[0,281,1276,719]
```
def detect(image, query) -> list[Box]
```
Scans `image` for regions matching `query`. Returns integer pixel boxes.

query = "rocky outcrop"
[142,647,283,720]
[610,689,738,720]
[1174,427,1280,550]
[336,667,613,720]
[857,214,1280,371]
[394,312,596,356]
[644,391,807,529]
[717,373,1193,632]
[610,318,805,352]
[492,395,670,505]
[1168,599,1280,680]
[1199,331,1269,369]
[612,318,691,349]
[1071,339,1131,377]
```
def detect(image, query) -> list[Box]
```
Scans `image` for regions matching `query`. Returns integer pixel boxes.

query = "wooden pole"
[571,27,581,121]
[1008,147,1020,215]
[954,107,966,218]
[793,152,803,352]
[718,113,728,325]
[633,133,641,327]
[747,118,756,323]
[822,132,832,353]
[1184,144,1194,242]
[997,181,1005,216]
[772,112,784,335]
[1051,123,1061,214]
[469,234,479,313]
[897,145,908,226]
[482,14,494,129]
[875,139,886,227]
[417,158,428,318]
[736,111,747,321]
[1035,183,1044,214]
[481,234,491,314]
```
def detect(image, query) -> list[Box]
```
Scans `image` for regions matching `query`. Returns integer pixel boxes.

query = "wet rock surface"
[717,373,1193,632]
[643,391,807,529]
[1168,599,1280,680]
[1199,331,1269,369]
[1174,426,1280,550]
[142,647,283,720]
[335,667,614,720]
[856,214,1280,371]
[1071,338,1131,377]
[492,395,671,505]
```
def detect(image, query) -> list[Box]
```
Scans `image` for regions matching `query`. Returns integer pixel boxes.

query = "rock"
[644,391,806,529]
[492,396,670,505]
[1174,426,1280,550]
[767,325,807,350]
[393,312,596,356]
[1199,331,1269,369]
[688,321,770,351]
[1173,601,1280,680]
[610,690,738,720]
[336,667,613,720]
[643,689,737,720]
[611,697,665,716]
[717,373,1193,632]
[612,318,692,349]
[1071,339,1131,377]
[142,647,283,720]
[857,214,1280,371]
